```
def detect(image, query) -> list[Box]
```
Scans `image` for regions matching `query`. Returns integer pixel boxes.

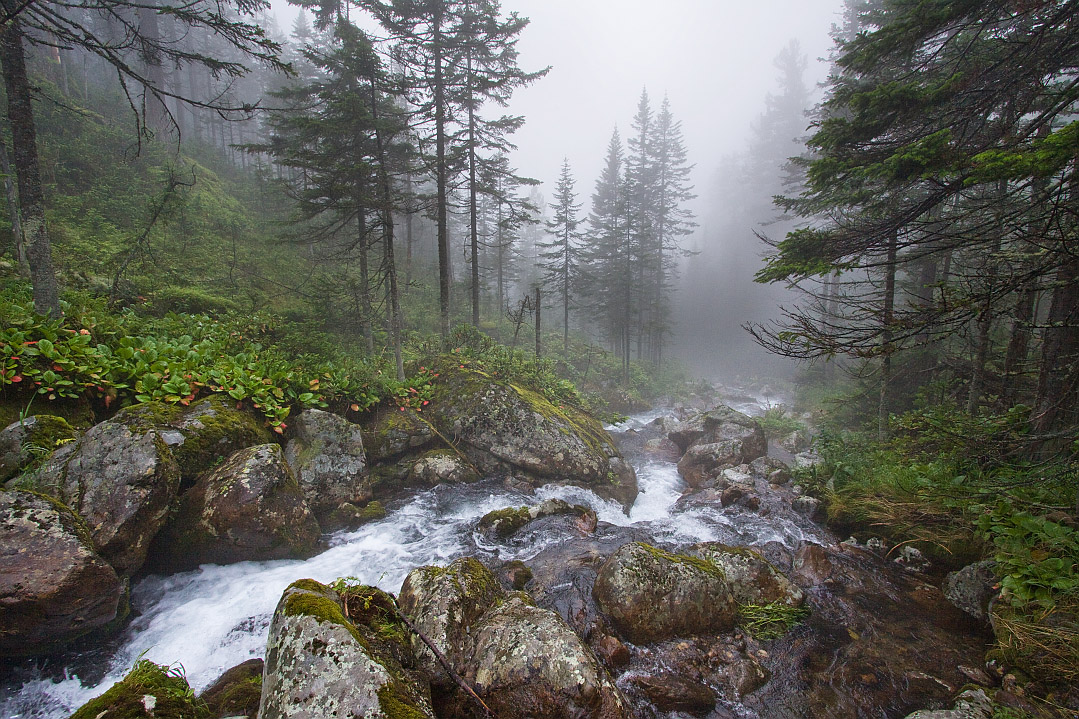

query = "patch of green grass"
[738,601,810,640]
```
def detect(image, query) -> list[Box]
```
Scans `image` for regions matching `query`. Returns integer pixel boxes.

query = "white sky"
[267,0,846,204]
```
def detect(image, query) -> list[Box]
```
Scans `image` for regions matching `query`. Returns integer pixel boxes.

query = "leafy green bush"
[0,289,390,430]
[757,405,805,440]
[978,504,1079,608]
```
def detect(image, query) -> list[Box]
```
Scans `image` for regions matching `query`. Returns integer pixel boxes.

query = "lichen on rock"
[593,541,738,644]
[260,579,433,719]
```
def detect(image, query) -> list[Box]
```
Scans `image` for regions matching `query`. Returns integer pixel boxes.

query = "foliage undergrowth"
[797,397,1079,687]
[0,285,409,430]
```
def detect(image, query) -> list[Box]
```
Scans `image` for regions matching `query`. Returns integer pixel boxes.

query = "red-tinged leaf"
[79,329,90,335]
[52,364,63,371]
[422,400,429,406]
[399,406,406,412]
[104,395,114,408]
[236,402,244,410]
[273,425,285,435]
[350,403,360,412]
[10,375,21,383]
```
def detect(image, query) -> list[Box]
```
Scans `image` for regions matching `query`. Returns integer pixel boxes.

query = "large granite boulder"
[399,557,632,719]
[119,397,270,481]
[467,595,632,719]
[670,406,767,488]
[259,579,434,719]
[593,542,738,644]
[151,444,319,572]
[0,415,76,483]
[425,362,637,509]
[36,414,180,575]
[0,490,122,657]
[690,543,805,607]
[283,408,368,517]
[397,557,503,684]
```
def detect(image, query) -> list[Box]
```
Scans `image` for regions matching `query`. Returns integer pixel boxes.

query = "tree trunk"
[534,286,541,358]
[968,180,1007,414]
[357,208,374,353]
[466,45,480,328]
[1,21,61,315]
[878,231,897,441]
[1032,253,1079,440]
[0,134,28,276]
[433,8,451,338]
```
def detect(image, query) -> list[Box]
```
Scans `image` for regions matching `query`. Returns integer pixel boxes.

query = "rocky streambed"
[1,382,997,719]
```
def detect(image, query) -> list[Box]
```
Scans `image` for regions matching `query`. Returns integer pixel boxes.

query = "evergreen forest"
[1,0,1078,717]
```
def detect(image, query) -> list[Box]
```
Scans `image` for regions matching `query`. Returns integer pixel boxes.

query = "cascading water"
[1,390,988,719]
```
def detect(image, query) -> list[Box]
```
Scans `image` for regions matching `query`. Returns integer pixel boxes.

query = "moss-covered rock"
[406,449,479,487]
[198,659,263,719]
[150,444,320,572]
[0,490,122,657]
[68,660,208,719]
[424,361,637,509]
[324,500,387,532]
[361,407,436,464]
[259,579,433,719]
[118,397,271,482]
[477,499,590,539]
[463,595,633,719]
[593,542,738,644]
[283,408,369,517]
[34,414,180,575]
[397,557,504,688]
[0,415,77,483]
[690,543,804,608]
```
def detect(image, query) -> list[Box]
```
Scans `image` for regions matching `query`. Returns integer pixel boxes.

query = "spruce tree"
[539,159,582,356]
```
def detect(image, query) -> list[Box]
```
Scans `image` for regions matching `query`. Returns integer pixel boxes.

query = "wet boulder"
[119,397,270,481]
[397,557,504,684]
[690,543,804,607]
[943,561,998,621]
[283,408,368,517]
[625,672,716,716]
[477,499,591,539]
[593,542,738,644]
[466,594,633,719]
[406,449,479,487]
[0,415,76,483]
[323,500,386,532]
[68,659,204,719]
[36,414,180,575]
[361,407,436,463]
[259,579,434,719]
[152,444,319,572]
[0,490,122,657]
[674,408,766,487]
[425,362,638,509]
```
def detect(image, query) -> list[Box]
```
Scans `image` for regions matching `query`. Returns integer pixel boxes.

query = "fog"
[266,0,846,381]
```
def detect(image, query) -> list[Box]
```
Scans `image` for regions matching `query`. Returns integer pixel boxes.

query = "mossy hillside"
[68,660,208,719]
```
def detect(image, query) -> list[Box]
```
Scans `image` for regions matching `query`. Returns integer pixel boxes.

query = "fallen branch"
[390,598,494,718]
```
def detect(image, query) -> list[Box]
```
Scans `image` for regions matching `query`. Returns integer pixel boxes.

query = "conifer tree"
[539,159,582,356]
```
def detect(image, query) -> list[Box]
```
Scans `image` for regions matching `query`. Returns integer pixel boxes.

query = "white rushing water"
[2,399,816,719]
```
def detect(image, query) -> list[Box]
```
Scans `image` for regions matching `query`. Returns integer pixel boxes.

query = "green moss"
[478,506,532,538]
[68,660,208,719]
[288,578,327,594]
[376,683,428,719]
[511,383,613,455]
[449,557,502,602]
[281,584,368,648]
[634,542,727,580]
[207,675,261,719]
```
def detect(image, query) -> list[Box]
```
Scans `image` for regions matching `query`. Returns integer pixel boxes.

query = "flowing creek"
[1,392,991,719]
